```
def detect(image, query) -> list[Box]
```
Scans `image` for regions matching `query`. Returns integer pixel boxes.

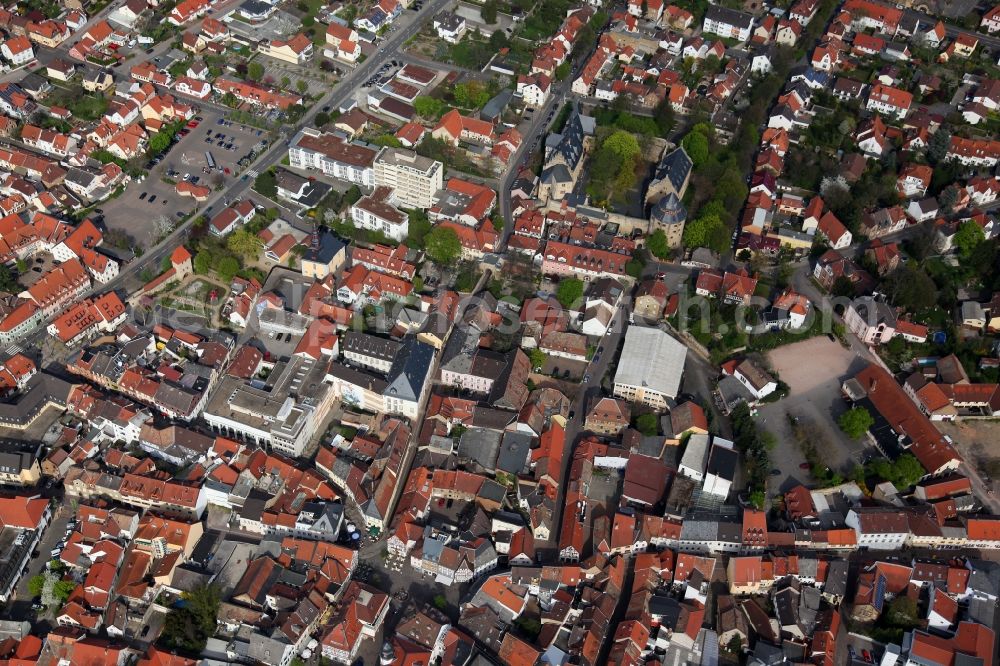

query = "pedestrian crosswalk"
[246,169,259,179]
[4,344,22,357]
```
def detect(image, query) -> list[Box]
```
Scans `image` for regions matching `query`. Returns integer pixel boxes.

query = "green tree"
[886,596,919,627]
[344,185,362,207]
[681,131,710,166]
[217,256,240,281]
[314,111,330,126]
[296,79,309,95]
[604,130,641,161]
[634,413,658,435]
[425,226,461,264]
[528,348,546,369]
[0,264,17,292]
[555,62,571,80]
[406,209,433,248]
[867,453,924,488]
[246,61,264,81]
[831,275,856,298]
[715,167,749,211]
[683,213,726,251]
[481,0,498,24]
[555,278,584,308]
[413,96,446,118]
[373,134,403,148]
[281,75,291,88]
[927,127,951,164]
[489,29,508,50]
[886,265,937,312]
[227,228,263,258]
[954,220,985,258]
[52,580,77,604]
[148,130,173,156]
[159,584,220,653]
[27,575,45,598]
[626,258,644,278]
[193,251,213,274]
[432,594,447,611]
[838,407,874,439]
[515,616,541,639]
[253,169,277,198]
[454,81,490,109]
[653,97,675,134]
[647,229,671,259]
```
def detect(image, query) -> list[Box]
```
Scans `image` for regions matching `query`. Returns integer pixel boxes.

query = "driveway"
[757,336,873,491]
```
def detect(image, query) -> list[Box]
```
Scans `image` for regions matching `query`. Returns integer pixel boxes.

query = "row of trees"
[731,403,773,509]
[592,95,675,139]
[680,121,750,254]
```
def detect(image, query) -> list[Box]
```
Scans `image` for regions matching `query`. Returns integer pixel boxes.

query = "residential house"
[703,6,754,41]
[844,297,897,345]
[866,83,913,120]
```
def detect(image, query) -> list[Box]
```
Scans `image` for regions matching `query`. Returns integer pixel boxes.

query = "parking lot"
[757,336,873,491]
[843,631,887,665]
[100,105,270,248]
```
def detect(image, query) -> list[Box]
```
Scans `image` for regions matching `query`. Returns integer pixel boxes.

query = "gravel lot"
[935,420,1000,492]
[757,336,873,492]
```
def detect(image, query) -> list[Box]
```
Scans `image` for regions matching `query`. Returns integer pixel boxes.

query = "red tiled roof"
[854,364,961,474]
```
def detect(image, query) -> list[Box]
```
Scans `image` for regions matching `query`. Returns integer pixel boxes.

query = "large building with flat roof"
[613,326,687,410]
[202,355,335,457]
[373,147,443,209]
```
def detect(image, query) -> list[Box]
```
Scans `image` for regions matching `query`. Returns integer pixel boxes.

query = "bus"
[205,151,216,171]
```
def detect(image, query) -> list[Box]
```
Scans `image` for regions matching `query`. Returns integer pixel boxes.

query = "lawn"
[47,85,109,121]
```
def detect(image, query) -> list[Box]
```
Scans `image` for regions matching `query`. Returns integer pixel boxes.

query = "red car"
[186,120,199,129]
[799,462,811,470]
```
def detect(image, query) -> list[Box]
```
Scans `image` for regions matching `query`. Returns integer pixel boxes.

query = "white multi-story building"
[288,128,377,187]
[350,186,408,242]
[845,509,909,550]
[703,6,754,41]
[341,332,400,374]
[373,147,443,209]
